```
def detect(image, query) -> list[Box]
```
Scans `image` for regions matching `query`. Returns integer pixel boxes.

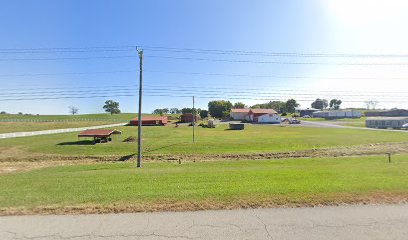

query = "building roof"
[297,108,320,111]
[131,116,168,121]
[367,109,408,113]
[249,109,277,114]
[366,117,408,120]
[231,109,250,113]
[78,129,122,137]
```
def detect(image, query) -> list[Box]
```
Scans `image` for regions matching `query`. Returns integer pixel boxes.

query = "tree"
[364,100,379,110]
[0,111,6,114]
[170,108,181,114]
[311,99,328,110]
[181,108,194,114]
[103,100,121,115]
[285,99,299,114]
[200,110,209,119]
[251,101,286,113]
[329,99,342,110]
[153,109,164,115]
[68,106,79,115]
[208,100,232,118]
[233,102,246,109]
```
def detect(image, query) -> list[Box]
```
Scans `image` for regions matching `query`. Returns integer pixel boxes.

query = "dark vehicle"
[290,119,301,124]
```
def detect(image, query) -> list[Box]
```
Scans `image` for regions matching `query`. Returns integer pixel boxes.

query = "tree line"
[311,99,342,110]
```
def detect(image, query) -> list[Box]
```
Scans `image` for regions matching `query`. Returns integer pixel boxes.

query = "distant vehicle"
[303,115,311,118]
[290,119,301,124]
[402,123,408,128]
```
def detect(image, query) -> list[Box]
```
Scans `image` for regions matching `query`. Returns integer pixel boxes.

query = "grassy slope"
[0,121,121,134]
[0,113,180,134]
[1,124,408,156]
[0,113,138,121]
[1,155,408,212]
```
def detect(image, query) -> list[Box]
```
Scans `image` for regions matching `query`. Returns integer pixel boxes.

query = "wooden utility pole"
[193,96,195,143]
[136,48,143,168]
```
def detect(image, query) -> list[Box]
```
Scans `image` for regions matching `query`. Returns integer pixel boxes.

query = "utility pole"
[193,96,195,143]
[136,47,143,168]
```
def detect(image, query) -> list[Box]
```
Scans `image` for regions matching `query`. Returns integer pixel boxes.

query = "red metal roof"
[249,109,277,114]
[231,109,250,113]
[78,129,122,137]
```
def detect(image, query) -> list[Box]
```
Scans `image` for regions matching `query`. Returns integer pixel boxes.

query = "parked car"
[290,119,301,124]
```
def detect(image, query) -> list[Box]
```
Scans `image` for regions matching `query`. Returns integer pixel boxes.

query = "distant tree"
[0,111,6,114]
[364,100,379,110]
[329,99,342,110]
[170,108,181,114]
[68,106,79,115]
[153,109,164,115]
[103,100,121,115]
[208,100,233,119]
[311,99,328,110]
[200,110,209,119]
[18,112,23,115]
[181,108,194,114]
[285,99,299,114]
[251,101,286,113]
[233,102,246,109]
[162,108,169,114]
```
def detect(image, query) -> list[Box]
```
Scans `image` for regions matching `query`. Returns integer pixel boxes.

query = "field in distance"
[1,123,408,159]
[0,113,179,134]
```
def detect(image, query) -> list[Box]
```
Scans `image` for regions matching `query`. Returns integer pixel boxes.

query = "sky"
[1,0,408,114]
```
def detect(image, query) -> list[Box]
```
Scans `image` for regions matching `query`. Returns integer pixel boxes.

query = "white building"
[257,113,282,123]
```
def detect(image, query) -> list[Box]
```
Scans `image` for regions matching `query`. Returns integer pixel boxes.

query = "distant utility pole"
[193,96,195,143]
[136,47,143,168]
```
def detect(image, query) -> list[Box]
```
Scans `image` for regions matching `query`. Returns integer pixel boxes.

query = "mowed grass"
[1,124,408,156]
[1,155,408,212]
[0,113,180,134]
[0,113,139,121]
[0,121,120,134]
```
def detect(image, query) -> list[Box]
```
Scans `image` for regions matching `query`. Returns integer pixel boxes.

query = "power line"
[1,92,408,103]
[147,55,408,66]
[1,88,408,103]
[3,68,408,81]
[139,45,408,59]
[3,45,408,59]
[4,83,408,95]
[0,55,136,61]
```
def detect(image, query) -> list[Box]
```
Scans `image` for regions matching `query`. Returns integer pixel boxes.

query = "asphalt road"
[1,204,408,240]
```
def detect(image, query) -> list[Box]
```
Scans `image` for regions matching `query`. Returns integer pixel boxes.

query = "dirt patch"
[123,136,137,143]
[1,192,407,216]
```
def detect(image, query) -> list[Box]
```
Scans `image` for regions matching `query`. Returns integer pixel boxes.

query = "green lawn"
[337,118,366,127]
[1,124,408,156]
[1,155,408,213]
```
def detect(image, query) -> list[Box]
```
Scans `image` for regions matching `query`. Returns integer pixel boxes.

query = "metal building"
[365,117,408,129]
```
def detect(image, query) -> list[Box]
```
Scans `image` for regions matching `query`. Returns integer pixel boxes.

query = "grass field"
[0,121,120,134]
[0,113,180,133]
[1,155,407,214]
[1,124,408,157]
[0,113,139,121]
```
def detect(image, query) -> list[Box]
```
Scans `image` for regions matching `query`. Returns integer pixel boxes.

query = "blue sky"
[1,0,408,114]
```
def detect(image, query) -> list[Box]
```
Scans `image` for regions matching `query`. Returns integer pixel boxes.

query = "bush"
[281,112,287,116]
